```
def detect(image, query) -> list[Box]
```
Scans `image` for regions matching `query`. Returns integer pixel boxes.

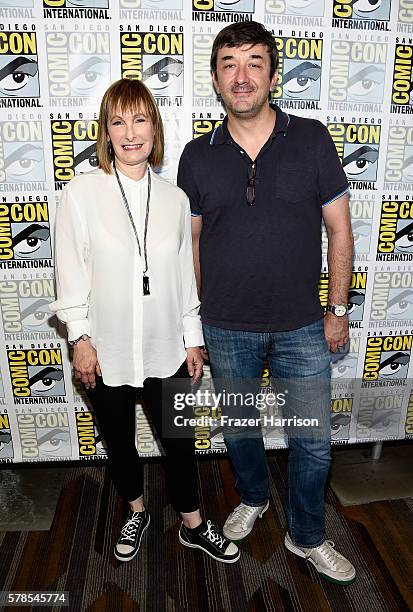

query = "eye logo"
[142,55,183,96]
[43,0,109,7]
[343,145,379,179]
[0,122,45,185]
[283,61,321,98]
[29,366,64,396]
[348,66,385,102]
[0,32,39,100]
[333,0,391,21]
[387,289,413,320]
[331,412,351,439]
[73,142,98,175]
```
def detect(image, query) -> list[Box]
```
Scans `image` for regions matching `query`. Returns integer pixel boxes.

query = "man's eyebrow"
[220,54,264,61]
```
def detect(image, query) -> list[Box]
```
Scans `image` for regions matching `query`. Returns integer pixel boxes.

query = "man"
[178,21,355,585]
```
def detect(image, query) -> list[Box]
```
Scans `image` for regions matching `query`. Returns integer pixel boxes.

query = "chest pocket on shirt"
[274,163,315,203]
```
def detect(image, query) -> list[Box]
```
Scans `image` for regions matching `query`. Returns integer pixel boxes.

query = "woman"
[50,79,239,564]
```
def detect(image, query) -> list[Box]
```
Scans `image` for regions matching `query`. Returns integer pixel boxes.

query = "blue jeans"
[203,319,331,548]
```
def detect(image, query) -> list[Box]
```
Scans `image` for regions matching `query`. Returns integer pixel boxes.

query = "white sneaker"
[284,533,356,585]
[223,501,269,541]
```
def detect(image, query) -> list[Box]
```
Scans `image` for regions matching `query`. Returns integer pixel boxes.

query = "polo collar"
[209,103,290,146]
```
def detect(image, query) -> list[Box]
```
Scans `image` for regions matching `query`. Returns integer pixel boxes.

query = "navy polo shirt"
[177,104,349,332]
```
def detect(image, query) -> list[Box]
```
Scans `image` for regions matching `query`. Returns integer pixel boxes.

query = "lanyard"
[113,162,151,295]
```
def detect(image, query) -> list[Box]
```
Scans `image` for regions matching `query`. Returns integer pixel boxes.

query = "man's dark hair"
[210,21,279,79]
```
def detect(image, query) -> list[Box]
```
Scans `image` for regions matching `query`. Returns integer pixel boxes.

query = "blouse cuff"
[67,319,92,343]
[184,329,204,349]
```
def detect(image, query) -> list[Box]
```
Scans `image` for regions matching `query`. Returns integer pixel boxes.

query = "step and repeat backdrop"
[0,0,412,463]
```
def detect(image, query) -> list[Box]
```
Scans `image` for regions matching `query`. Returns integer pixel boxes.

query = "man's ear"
[270,70,279,92]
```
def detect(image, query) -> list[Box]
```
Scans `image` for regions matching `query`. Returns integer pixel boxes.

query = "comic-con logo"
[46,32,110,101]
[376,199,413,261]
[371,270,413,323]
[328,121,380,188]
[136,405,159,456]
[0,121,45,187]
[362,334,412,381]
[0,200,52,264]
[329,40,386,105]
[16,409,71,459]
[391,44,413,112]
[193,34,215,101]
[7,348,66,400]
[384,127,413,189]
[406,391,413,437]
[331,396,353,440]
[0,31,40,108]
[0,278,56,337]
[357,390,404,439]
[51,119,98,190]
[333,0,391,25]
[192,117,223,139]
[120,30,183,101]
[0,412,13,460]
[76,409,106,458]
[318,270,367,325]
[192,0,255,16]
[272,37,323,108]
[264,0,324,18]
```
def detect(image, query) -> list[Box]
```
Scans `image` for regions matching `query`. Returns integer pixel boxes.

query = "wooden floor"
[0,450,412,612]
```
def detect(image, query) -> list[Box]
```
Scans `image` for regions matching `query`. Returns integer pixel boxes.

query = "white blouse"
[50,167,204,387]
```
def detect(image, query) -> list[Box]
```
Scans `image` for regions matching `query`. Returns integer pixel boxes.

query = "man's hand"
[324,313,349,353]
[72,339,101,389]
[186,347,204,384]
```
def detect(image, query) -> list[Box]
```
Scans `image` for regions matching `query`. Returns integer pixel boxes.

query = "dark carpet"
[0,453,412,612]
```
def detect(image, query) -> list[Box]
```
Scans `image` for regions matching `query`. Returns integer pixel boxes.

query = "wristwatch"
[69,334,91,346]
[326,304,348,317]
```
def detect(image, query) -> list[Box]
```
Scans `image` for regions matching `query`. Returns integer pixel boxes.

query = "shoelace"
[120,512,143,543]
[308,540,340,568]
[201,521,226,550]
[227,504,258,528]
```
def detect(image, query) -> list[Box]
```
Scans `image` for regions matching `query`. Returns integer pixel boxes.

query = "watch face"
[334,305,347,316]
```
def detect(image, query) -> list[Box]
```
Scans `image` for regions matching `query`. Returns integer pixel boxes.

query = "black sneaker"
[179,519,240,564]
[114,509,150,562]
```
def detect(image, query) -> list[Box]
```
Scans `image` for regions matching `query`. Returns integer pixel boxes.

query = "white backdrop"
[0,0,412,463]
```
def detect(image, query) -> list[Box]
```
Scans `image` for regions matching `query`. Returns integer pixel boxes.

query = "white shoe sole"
[114,515,151,562]
[223,500,270,541]
[284,534,356,585]
[179,533,240,564]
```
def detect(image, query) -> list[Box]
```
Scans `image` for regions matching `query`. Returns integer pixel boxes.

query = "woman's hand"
[186,347,204,384]
[72,338,101,389]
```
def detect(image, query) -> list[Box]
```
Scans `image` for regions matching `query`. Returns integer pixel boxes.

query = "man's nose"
[235,65,248,83]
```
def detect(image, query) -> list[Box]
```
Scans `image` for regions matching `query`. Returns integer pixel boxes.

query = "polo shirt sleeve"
[177,145,202,216]
[316,122,349,207]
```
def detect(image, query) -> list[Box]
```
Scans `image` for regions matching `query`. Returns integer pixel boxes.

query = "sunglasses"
[246,163,256,206]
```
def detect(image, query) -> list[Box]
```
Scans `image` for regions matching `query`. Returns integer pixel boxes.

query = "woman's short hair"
[97,78,164,173]
[210,21,279,79]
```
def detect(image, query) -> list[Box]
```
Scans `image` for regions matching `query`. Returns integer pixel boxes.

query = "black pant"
[86,362,200,513]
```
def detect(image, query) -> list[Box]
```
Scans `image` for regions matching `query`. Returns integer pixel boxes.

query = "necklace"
[113,162,151,296]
